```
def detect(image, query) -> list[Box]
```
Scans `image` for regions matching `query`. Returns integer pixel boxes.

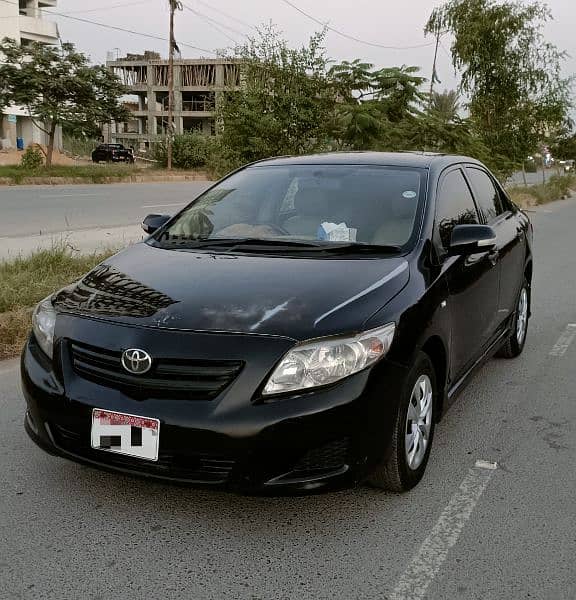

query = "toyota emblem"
[121,349,153,375]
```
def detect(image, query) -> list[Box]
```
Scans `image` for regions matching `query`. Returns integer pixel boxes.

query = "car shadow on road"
[38,451,442,536]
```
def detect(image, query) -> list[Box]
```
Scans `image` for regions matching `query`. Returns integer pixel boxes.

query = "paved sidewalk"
[0,224,144,259]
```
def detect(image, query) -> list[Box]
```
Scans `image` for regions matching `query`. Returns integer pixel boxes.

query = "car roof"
[250,151,485,170]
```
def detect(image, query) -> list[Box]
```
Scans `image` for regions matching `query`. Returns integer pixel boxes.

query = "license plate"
[91,409,160,461]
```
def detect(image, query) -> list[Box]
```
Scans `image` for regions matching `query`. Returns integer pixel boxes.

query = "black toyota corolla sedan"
[22,152,533,493]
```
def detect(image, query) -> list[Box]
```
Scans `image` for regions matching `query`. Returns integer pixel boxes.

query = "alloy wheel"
[516,287,528,345]
[405,374,433,471]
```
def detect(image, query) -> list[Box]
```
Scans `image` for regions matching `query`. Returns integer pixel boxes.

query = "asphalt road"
[1,200,575,599]
[0,182,212,238]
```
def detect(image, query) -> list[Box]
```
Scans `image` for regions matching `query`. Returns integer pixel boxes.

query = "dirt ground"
[0,148,90,166]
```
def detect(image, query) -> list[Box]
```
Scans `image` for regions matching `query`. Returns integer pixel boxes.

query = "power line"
[61,1,155,15]
[181,3,241,44]
[279,0,434,50]
[439,40,453,61]
[186,3,248,37]
[0,0,216,55]
[194,0,256,31]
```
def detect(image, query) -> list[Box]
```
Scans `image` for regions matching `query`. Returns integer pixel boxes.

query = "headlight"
[262,323,395,396]
[32,296,57,359]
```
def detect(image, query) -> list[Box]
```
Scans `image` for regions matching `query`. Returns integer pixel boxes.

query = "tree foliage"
[216,25,335,168]
[426,0,572,167]
[209,15,567,181]
[329,62,427,150]
[155,132,212,169]
[430,89,460,123]
[0,39,128,166]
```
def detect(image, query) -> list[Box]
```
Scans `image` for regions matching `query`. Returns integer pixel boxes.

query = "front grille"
[290,438,350,478]
[69,341,243,400]
[50,423,236,483]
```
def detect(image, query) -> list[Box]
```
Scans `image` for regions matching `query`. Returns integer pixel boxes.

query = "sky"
[50,0,575,95]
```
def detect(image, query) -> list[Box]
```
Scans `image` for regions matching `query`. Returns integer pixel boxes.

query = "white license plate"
[91,409,160,461]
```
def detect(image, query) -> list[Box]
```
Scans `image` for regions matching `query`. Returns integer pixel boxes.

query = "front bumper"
[21,322,408,494]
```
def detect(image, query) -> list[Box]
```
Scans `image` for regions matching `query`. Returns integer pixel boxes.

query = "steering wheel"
[214,222,291,237]
[258,222,290,235]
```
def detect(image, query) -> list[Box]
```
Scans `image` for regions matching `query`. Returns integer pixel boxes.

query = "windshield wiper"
[156,237,326,250]
[155,237,402,254]
[312,243,403,254]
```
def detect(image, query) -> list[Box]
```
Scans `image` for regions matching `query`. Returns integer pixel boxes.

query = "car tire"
[368,352,436,492]
[496,278,530,359]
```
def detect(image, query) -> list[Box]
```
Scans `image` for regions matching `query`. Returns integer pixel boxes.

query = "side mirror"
[142,213,171,234]
[449,224,497,255]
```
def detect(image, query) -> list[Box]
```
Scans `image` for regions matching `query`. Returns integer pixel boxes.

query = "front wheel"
[368,352,436,492]
[496,278,530,359]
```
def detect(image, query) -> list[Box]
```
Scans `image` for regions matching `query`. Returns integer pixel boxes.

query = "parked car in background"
[22,152,533,494]
[91,143,134,164]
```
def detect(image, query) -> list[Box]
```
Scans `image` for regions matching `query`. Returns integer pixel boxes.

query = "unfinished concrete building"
[105,52,241,151]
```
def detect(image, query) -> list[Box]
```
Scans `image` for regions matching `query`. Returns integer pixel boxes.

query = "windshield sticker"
[402,191,417,199]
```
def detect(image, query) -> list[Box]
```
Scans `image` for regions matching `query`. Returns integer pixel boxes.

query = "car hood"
[53,242,410,340]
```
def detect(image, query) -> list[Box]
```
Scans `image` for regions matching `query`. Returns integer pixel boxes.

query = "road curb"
[0,173,211,186]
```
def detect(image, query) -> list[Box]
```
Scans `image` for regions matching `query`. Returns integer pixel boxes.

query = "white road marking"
[549,324,576,357]
[389,463,497,600]
[40,193,107,198]
[475,459,498,470]
[141,203,186,208]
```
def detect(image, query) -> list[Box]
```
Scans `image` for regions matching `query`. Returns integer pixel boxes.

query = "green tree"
[426,0,572,171]
[215,25,336,167]
[329,62,426,150]
[551,129,576,160]
[0,39,128,166]
[430,89,460,123]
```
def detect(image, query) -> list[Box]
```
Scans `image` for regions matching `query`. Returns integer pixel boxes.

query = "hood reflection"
[200,298,305,333]
[54,264,178,319]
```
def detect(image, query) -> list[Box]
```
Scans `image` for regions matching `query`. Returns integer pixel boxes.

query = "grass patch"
[0,246,112,313]
[0,164,146,184]
[0,246,113,359]
[0,307,33,361]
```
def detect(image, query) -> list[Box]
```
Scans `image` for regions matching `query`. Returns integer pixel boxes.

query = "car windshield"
[154,165,425,251]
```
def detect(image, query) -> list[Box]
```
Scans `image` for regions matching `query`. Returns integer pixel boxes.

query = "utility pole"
[428,30,441,110]
[167,1,182,170]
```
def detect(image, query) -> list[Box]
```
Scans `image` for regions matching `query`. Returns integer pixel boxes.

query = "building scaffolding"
[105,53,241,150]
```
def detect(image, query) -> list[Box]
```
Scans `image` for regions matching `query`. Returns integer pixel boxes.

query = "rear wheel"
[368,352,436,492]
[497,278,529,359]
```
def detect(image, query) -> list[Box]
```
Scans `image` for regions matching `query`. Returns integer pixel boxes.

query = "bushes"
[154,133,246,178]
[507,173,576,207]
[155,132,212,169]
[20,146,44,170]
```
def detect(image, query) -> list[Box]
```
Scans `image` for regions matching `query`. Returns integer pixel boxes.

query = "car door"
[433,166,501,380]
[465,166,525,329]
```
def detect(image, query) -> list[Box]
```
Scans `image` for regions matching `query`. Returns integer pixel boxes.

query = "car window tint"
[435,168,479,249]
[466,167,504,222]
